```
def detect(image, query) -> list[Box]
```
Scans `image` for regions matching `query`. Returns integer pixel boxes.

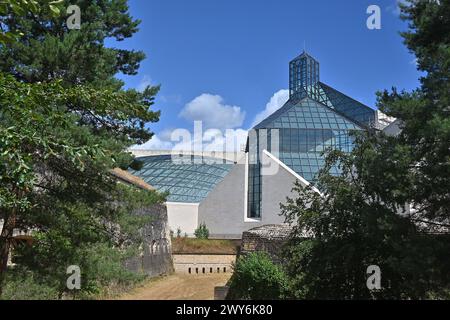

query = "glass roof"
[252,96,363,183]
[129,155,234,203]
[318,82,376,126]
[253,97,363,130]
[248,51,375,219]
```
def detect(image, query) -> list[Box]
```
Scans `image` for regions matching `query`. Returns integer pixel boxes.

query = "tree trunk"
[0,211,16,297]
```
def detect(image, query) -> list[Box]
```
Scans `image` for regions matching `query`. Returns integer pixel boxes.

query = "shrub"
[9,240,145,299]
[227,252,288,300]
[194,223,210,239]
[1,269,59,300]
[77,243,146,298]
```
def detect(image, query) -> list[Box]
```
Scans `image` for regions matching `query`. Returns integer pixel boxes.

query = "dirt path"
[118,273,232,300]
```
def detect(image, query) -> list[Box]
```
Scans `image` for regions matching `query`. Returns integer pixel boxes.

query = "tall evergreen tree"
[0,0,163,296]
[1,0,143,86]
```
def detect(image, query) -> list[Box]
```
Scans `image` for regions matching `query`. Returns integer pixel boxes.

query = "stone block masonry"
[124,203,174,277]
[240,224,292,264]
[173,254,236,275]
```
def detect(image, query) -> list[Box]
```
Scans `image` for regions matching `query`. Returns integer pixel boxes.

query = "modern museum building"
[129,51,397,239]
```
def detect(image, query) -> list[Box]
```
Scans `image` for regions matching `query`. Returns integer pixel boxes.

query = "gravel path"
[118,273,232,300]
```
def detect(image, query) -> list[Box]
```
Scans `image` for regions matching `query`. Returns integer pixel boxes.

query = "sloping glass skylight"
[254,97,362,131]
[130,155,234,203]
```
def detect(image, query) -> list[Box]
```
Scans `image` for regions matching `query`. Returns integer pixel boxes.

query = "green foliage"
[227,252,288,300]
[8,183,164,298]
[194,222,210,240]
[4,241,146,300]
[0,72,164,218]
[281,0,450,300]
[0,0,149,90]
[64,243,145,298]
[0,268,60,300]
[0,0,63,44]
[0,0,163,298]
[375,0,450,224]
[282,179,450,299]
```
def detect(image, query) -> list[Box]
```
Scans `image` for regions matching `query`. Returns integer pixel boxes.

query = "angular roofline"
[315,89,372,130]
[290,50,318,63]
[318,82,376,127]
[253,95,367,130]
[319,81,373,111]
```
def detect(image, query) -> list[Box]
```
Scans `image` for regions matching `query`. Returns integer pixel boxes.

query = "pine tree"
[0,1,163,296]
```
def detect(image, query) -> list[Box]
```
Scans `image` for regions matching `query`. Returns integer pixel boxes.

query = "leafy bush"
[1,269,59,300]
[194,223,210,239]
[75,243,146,298]
[227,252,288,300]
[10,238,146,299]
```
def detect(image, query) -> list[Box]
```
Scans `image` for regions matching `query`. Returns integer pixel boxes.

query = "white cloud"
[130,128,248,152]
[132,92,248,152]
[179,93,246,130]
[251,89,289,127]
[137,75,152,92]
[131,134,174,150]
[132,89,294,153]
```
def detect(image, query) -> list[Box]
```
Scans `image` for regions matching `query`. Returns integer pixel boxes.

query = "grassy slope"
[172,238,239,254]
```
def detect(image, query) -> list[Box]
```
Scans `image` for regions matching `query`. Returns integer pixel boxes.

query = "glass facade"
[254,98,362,131]
[247,130,262,218]
[130,155,233,203]
[289,52,321,101]
[248,52,374,218]
[278,127,354,181]
[318,82,376,126]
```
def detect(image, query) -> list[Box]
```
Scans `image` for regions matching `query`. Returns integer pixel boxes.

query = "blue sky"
[109,0,421,150]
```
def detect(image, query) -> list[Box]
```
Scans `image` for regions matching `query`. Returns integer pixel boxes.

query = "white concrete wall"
[198,162,255,239]
[199,151,309,239]
[261,150,311,217]
[166,202,199,236]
